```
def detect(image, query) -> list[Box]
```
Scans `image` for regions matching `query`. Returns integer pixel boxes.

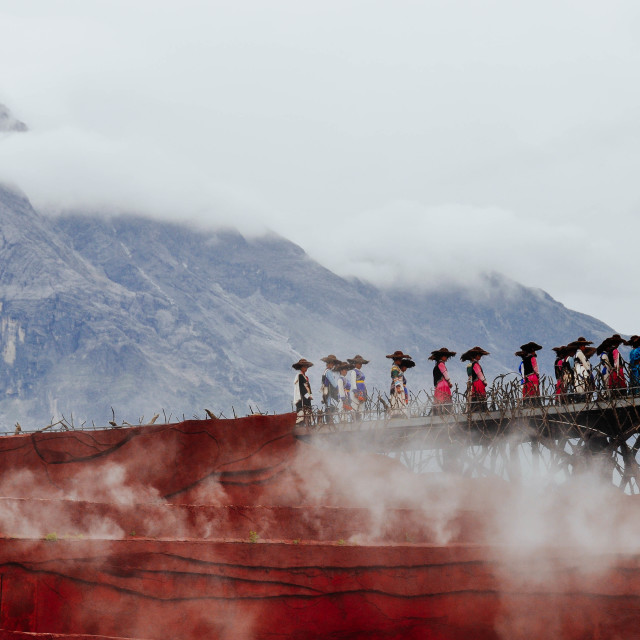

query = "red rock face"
[0,414,639,639]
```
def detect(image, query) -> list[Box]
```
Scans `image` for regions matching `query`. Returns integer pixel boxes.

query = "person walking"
[520,341,542,405]
[596,338,612,390]
[429,347,456,414]
[626,335,640,394]
[461,347,490,412]
[386,350,411,415]
[292,358,314,425]
[320,354,340,421]
[347,355,369,418]
[552,346,570,403]
[607,334,627,395]
[570,337,594,402]
[336,361,353,416]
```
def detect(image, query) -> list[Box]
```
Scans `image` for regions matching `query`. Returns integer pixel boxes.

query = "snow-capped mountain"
[0,183,613,427]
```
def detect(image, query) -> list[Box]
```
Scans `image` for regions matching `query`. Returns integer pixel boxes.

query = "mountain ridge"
[0,183,615,426]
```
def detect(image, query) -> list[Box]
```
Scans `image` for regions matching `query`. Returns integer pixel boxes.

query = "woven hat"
[334,361,351,371]
[460,346,490,362]
[386,350,411,360]
[292,358,314,370]
[347,354,369,365]
[572,336,593,346]
[428,347,457,361]
[583,346,597,359]
[520,341,543,353]
[551,345,565,354]
[608,334,625,347]
[400,358,416,369]
[625,335,640,347]
[321,354,340,364]
[514,350,526,358]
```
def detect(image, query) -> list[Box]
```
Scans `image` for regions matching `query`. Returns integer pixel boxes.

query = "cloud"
[0,1,639,330]
[0,126,271,235]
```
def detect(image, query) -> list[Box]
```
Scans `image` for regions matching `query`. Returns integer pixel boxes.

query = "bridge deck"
[294,396,640,453]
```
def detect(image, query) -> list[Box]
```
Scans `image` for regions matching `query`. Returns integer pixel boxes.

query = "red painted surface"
[0,413,638,639]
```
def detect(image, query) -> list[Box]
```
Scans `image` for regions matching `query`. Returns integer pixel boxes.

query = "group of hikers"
[291,333,640,424]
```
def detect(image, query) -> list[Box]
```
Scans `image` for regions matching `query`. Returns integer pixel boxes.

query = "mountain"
[0,104,28,133]
[0,184,614,427]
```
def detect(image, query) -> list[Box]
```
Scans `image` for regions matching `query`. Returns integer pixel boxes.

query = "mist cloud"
[0,0,639,330]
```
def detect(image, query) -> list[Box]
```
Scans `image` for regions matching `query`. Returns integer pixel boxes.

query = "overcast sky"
[0,1,638,333]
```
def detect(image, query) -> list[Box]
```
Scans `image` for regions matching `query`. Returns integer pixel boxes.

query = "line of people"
[552,334,640,403]
[291,346,480,423]
[291,354,371,424]
[291,333,640,423]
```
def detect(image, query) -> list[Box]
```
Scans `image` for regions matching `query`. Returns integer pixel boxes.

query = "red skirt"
[523,374,539,398]
[609,369,627,389]
[471,379,486,398]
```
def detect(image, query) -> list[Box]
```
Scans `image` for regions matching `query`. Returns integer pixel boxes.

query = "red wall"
[0,414,638,639]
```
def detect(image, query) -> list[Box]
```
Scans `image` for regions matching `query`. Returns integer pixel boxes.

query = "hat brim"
[428,348,456,361]
[292,359,314,370]
[460,347,490,361]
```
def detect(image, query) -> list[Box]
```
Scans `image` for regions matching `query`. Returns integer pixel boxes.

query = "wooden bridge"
[295,393,640,490]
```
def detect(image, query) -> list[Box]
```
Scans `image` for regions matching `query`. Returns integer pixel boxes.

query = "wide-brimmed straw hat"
[386,350,411,360]
[460,346,490,362]
[334,361,352,371]
[321,354,340,364]
[428,347,457,361]
[625,335,640,347]
[292,358,314,370]
[347,354,369,365]
[514,350,526,358]
[608,334,625,346]
[520,341,543,353]
[551,345,565,354]
[572,336,593,346]
[583,346,597,359]
[400,358,416,368]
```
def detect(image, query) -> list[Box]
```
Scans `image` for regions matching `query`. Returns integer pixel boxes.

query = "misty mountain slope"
[0,183,615,426]
[53,214,381,403]
[0,189,288,422]
[0,188,186,421]
[53,210,613,408]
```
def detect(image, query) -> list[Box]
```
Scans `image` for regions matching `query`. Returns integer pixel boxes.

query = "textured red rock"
[0,413,639,639]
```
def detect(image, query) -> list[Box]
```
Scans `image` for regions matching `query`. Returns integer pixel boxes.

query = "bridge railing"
[306,373,640,427]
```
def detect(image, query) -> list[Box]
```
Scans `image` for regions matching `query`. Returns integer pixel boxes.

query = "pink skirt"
[434,380,452,404]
